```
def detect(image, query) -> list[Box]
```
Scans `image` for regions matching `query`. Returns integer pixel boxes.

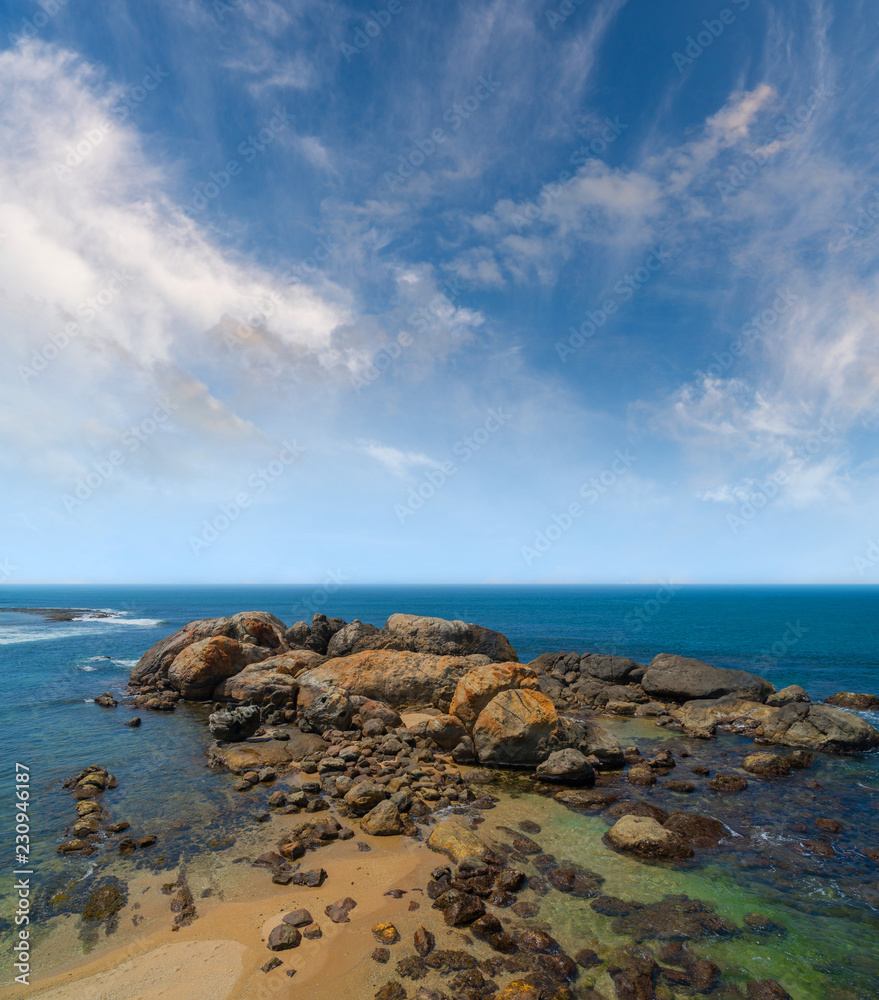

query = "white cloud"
[358,441,444,477]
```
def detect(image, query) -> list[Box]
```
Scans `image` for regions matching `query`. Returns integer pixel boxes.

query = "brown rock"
[449,662,538,730]
[747,980,793,1000]
[414,925,435,956]
[824,691,879,711]
[325,897,357,923]
[743,753,792,777]
[267,923,301,951]
[707,773,748,793]
[372,947,390,964]
[282,908,313,927]
[471,689,559,766]
[662,812,727,848]
[372,923,400,945]
[627,765,657,786]
[604,815,694,860]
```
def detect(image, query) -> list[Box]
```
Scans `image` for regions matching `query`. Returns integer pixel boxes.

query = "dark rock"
[643,654,773,703]
[534,749,596,786]
[95,692,118,708]
[261,957,283,973]
[665,781,695,793]
[82,885,125,920]
[267,923,301,951]
[690,959,721,990]
[707,774,748,793]
[436,891,485,926]
[607,801,668,824]
[414,925,435,956]
[282,908,313,927]
[546,865,604,897]
[124,717,141,727]
[372,948,391,964]
[516,929,560,953]
[662,812,727,849]
[325,897,357,923]
[208,705,261,742]
[746,981,793,1000]
[824,691,879,711]
[290,868,327,887]
[374,983,407,1000]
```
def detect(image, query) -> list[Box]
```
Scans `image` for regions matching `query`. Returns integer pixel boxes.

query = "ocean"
[1,584,878,996]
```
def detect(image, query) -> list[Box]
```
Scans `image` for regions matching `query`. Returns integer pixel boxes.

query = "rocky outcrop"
[353,613,518,661]
[130,611,288,689]
[212,662,299,704]
[296,650,488,711]
[472,689,558,766]
[301,688,354,734]
[448,663,539,730]
[825,691,879,711]
[167,636,274,700]
[767,685,809,707]
[326,620,381,657]
[642,654,774,703]
[759,702,879,753]
[679,697,779,737]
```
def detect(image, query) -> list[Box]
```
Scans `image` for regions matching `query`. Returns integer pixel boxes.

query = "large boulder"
[643,654,774,703]
[301,687,354,734]
[296,650,489,711]
[360,799,404,836]
[759,702,879,753]
[167,636,273,700]
[767,685,810,707]
[449,662,539,730]
[535,748,595,786]
[208,705,261,742]
[427,820,489,862]
[130,612,288,689]
[604,815,694,861]
[426,714,468,750]
[472,689,558,766]
[326,620,381,657]
[680,697,779,736]
[580,654,645,684]
[353,613,518,662]
[213,663,299,704]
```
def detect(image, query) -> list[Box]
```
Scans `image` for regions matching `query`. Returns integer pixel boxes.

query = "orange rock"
[449,662,539,731]
[472,689,559,766]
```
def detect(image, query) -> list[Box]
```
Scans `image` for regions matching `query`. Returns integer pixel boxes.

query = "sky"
[0,0,878,585]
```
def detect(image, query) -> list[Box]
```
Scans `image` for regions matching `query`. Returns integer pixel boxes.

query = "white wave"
[77,665,99,672]
[105,617,166,627]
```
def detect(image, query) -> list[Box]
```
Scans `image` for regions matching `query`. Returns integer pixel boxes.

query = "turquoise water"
[0,585,877,995]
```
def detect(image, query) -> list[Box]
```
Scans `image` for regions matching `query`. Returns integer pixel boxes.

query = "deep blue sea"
[1,585,878,996]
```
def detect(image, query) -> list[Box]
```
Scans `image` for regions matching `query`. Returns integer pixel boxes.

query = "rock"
[58,839,93,854]
[374,984,407,1000]
[452,736,477,764]
[138,836,156,848]
[665,781,695,793]
[426,714,468,750]
[690,959,721,990]
[94,692,118,708]
[760,702,879,753]
[825,691,879,711]
[298,650,489,711]
[355,698,403,729]
[662,812,727,848]
[344,780,388,815]
[261,957,283,973]
[325,897,357,923]
[302,687,354,733]
[604,816,694,860]
[815,817,844,833]
[448,662,538,730]
[377,613,518,661]
[105,821,130,833]
[124,717,141,727]
[555,788,618,811]
[579,654,644,683]
[471,689,558,766]
[361,800,404,836]
[372,923,400,945]
[282,908,313,927]
[490,983,541,1000]
[414,925,435,957]
[707,774,748,793]
[82,885,124,920]
[607,801,668,823]
[372,947,390,963]
[130,611,288,689]
[167,636,258,700]
[743,753,792,777]
[427,820,488,862]
[208,705,262,742]
[627,765,657,786]
[744,913,786,934]
[437,890,485,926]
[747,980,793,1000]
[642,653,774,703]
[212,663,299,704]
[767,685,810,707]
[679,697,778,736]
[325,620,381,657]
[535,749,596,786]
[267,924,301,951]
[302,923,322,939]
[212,741,292,773]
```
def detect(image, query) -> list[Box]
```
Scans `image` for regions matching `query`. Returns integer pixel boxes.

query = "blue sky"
[1,0,878,584]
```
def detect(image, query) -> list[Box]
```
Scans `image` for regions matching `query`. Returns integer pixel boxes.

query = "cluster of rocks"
[532,650,879,754]
[57,766,155,857]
